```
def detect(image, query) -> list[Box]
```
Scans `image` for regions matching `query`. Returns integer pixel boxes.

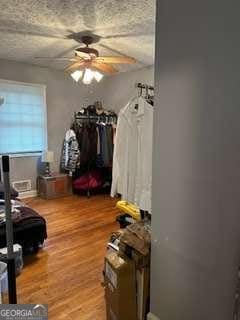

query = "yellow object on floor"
[116,201,141,220]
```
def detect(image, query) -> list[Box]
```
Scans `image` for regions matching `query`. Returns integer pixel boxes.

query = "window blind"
[0,80,47,154]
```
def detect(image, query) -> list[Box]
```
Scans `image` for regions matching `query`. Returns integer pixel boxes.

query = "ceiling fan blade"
[95,56,136,64]
[74,50,91,59]
[64,61,86,72]
[35,57,78,62]
[91,62,118,74]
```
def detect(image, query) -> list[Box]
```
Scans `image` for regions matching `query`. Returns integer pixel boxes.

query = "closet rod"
[75,115,117,119]
[135,82,154,91]
[74,112,117,120]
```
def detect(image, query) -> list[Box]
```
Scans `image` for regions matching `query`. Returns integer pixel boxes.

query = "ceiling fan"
[36,35,136,84]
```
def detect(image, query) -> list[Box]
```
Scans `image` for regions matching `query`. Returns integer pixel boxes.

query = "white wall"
[151,1,240,319]
[93,65,154,113]
[0,59,93,189]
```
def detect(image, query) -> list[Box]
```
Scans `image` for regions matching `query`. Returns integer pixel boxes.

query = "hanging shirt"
[134,97,153,212]
[61,129,80,174]
[111,97,138,202]
[111,97,153,212]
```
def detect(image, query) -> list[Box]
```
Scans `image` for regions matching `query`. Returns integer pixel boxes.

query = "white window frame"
[0,79,48,158]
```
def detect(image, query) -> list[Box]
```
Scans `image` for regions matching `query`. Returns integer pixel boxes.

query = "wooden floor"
[16,195,118,320]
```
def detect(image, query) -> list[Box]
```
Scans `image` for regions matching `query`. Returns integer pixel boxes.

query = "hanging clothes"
[78,123,98,165]
[98,125,114,167]
[61,129,80,174]
[64,106,117,196]
[106,125,114,164]
[75,123,114,168]
[98,125,108,166]
[111,96,153,213]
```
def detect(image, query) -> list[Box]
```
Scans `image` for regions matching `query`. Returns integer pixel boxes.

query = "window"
[0,80,47,155]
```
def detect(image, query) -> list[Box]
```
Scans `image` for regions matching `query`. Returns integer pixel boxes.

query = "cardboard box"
[104,251,138,320]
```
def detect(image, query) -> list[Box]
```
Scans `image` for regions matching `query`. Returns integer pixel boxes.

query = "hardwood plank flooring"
[16,195,118,320]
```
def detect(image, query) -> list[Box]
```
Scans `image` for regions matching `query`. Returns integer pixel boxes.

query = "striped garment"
[61,129,80,174]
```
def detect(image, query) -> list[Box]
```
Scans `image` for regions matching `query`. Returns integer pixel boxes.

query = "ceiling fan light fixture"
[82,68,94,85]
[94,71,104,82]
[71,70,83,82]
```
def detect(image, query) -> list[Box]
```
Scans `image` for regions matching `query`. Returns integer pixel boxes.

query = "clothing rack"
[135,82,154,106]
[74,114,117,124]
[74,112,117,125]
[135,82,154,91]
[72,111,117,198]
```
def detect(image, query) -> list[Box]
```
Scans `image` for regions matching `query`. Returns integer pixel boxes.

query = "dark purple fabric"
[0,205,47,253]
[12,206,45,225]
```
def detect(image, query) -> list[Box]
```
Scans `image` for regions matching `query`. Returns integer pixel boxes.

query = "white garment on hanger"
[64,129,77,166]
[111,97,138,202]
[134,97,153,212]
[111,96,153,212]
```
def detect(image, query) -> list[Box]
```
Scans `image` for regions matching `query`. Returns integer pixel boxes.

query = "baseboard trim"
[147,312,160,320]
[18,190,37,199]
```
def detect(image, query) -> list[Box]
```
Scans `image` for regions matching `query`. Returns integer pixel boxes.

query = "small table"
[37,173,71,199]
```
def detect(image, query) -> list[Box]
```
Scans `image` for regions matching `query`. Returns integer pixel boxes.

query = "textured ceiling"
[0,0,155,72]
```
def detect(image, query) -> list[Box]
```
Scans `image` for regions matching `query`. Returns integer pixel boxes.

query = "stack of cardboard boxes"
[104,221,151,320]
